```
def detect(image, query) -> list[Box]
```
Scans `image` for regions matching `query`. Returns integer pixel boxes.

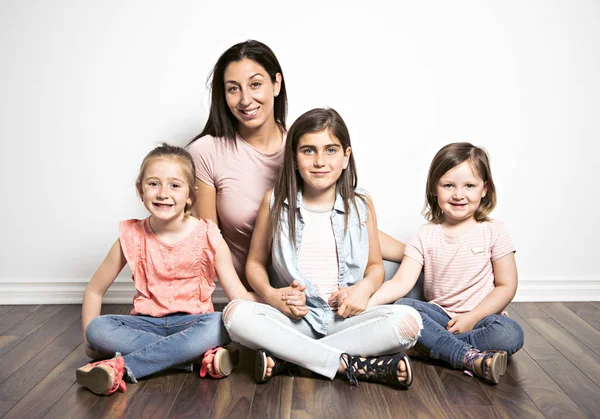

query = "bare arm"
[368,256,423,307]
[246,191,308,319]
[447,252,518,334]
[214,237,261,303]
[194,179,218,224]
[378,230,405,263]
[330,196,385,318]
[82,239,127,357]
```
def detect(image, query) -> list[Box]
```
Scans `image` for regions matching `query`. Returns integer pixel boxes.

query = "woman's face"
[223,58,281,133]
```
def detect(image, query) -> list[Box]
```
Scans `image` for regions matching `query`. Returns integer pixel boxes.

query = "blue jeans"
[395,298,524,369]
[85,312,228,382]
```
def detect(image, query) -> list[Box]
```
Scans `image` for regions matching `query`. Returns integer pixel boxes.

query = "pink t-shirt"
[119,218,222,317]
[404,220,515,317]
[188,134,285,281]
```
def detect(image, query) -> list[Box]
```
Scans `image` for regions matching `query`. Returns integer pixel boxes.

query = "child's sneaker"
[76,353,127,395]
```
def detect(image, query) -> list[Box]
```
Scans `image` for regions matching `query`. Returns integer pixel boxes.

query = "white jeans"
[223,300,422,379]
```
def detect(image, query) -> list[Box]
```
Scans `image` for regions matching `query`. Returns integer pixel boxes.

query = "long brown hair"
[424,142,497,223]
[188,40,287,145]
[270,108,364,247]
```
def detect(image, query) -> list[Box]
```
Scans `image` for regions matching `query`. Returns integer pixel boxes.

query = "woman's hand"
[328,284,370,318]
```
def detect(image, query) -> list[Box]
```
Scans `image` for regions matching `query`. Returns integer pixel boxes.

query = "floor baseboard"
[0,276,598,304]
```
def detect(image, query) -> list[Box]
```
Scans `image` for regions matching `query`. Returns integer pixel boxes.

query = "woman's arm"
[246,191,308,319]
[378,230,405,262]
[194,179,218,224]
[446,252,518,334]
[214,238,261,303]
[330,196,385,318]
[82,239,127,357]
[367,256,423,307]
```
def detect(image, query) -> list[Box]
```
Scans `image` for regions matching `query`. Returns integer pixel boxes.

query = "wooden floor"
[0,302,599,418]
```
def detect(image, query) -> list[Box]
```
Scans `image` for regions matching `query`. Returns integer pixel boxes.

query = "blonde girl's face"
[224,58,281,133]
[295,130,351,198]
[436,161,487,227]
[137,158,192,223]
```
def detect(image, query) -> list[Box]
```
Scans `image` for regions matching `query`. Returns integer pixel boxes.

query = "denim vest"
[269,189,369,335]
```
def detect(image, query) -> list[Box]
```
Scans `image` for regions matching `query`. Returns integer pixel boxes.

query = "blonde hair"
[136,143,197,215]
[424,142,497,223]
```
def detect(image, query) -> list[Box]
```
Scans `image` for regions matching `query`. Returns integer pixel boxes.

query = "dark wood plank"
[342,379,414,418]
[435,365,493,406]
[536,358,600,418]
[563,302,600,332]
[0,318,81,401]
[249,374,293,419]
[404,359,461,418]
[0,305,65,357]
[208,345,255,419]
[2,344,90,419]
[506,310,588,418]
[0,336,19,352]
[527,317,600,386]
[123,371,188,419]
[508,308,563,360]
[481,371,545,418]
[509,303,548,320]
[166,373,220,419]
[0,305,81,382]
[82,379,148,419]
[0,305,40,334]
[537,302,600,356]
[0,401,16,417]
[291,376,340,419]
[0,306,15,317]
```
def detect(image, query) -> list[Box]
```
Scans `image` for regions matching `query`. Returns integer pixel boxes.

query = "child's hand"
[329,285,369,318]
[446,313,478,334]
[275,280,308,319]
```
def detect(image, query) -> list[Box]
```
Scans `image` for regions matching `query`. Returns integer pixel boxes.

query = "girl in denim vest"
[75,144,263,396]
[223,108,422,389]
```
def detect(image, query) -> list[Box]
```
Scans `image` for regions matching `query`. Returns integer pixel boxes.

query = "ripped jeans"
[223,300,422,379]
[85,312,228,382]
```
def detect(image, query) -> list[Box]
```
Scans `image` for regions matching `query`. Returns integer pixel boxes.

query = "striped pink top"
[404,220,515,317]
[120,218,222,317]
[297,207,339,302]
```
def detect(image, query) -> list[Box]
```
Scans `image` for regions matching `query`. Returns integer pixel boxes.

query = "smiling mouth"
[153,203,174,208]
[239,108,259,116]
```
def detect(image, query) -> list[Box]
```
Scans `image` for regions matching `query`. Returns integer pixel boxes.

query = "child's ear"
[482,182,488,198]
[343,146,352,169]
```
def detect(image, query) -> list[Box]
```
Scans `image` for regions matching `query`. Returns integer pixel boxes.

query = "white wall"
[1,0,599,303]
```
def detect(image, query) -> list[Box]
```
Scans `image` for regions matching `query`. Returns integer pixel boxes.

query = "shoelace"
[341,353,359,387]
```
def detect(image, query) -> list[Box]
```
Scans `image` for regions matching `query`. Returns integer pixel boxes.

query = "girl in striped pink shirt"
[369,142,524,385]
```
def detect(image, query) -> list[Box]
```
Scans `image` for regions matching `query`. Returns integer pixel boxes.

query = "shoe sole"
[76,365,113,395]
[254,349,270,383]
[214,348,239,377]
[487,352,507,384]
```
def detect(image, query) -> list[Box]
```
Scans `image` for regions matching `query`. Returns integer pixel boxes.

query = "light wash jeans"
[223,300,422,379]
[395,298,524,369]
[85,312,228,382]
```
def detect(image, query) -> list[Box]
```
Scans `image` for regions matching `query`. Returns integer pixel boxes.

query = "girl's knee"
[222,299,252,328]
[392,306,423,346]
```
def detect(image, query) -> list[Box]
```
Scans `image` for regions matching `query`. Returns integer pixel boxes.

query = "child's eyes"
[466,184,476,189]
[148,182,159,187]
[443,184,453,189]
[326,147,337,154]
[170,184,181,188]
[302,149,315,155]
